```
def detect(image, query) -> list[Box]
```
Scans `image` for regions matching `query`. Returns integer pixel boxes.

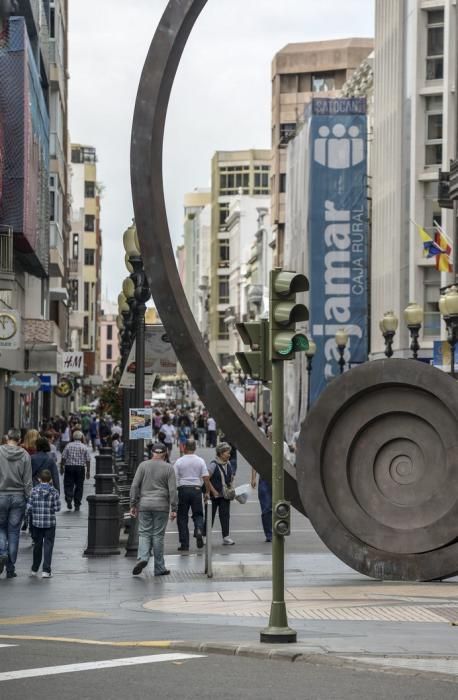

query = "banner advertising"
[308,98,368,403]
[433,340,458,372]
[129,408,153,440]
[119,325,177,389]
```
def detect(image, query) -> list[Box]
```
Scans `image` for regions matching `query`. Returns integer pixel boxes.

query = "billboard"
[308,98,369,403]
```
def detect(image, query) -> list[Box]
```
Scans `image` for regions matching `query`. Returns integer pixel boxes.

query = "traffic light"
[269,269,309,360]
[273,500,291,536]
[236,320,271,383]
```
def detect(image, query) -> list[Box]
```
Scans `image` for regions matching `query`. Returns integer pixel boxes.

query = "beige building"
[69,144,102,381]
[209,150,271,366]
[271,38,373,265]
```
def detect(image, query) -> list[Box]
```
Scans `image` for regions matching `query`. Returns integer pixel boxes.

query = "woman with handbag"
[207,442,236,545]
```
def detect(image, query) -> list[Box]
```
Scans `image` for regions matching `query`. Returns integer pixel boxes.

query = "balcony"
[0,226,14,274]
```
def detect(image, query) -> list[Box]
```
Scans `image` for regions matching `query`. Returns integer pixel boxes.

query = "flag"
[433,224,453,273]
[416,225,443,258]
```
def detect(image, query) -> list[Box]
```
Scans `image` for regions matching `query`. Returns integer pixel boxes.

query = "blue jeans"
[0,493,26,574]
[137,510,169,574]
[258,479,272,540]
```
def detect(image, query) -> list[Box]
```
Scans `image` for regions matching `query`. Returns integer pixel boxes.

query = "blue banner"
[308,99,369,403]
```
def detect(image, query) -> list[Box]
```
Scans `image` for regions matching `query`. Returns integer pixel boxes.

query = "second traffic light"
[236,320,271,383]
[270,269,309,360]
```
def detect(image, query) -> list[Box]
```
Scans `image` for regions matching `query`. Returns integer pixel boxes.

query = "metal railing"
[0,226,13,273]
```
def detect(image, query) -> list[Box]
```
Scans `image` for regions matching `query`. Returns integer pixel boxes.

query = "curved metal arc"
[130,0,302,512]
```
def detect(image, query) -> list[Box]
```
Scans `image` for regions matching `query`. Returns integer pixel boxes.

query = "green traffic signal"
[270,269,309,361]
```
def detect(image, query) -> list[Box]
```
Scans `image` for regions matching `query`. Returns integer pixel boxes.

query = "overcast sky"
[69,0,374,302]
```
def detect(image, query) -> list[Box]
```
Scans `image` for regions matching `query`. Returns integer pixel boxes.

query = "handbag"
[218,464,235,501]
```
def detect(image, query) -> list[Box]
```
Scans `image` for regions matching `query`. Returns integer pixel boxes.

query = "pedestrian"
[0,428,32,578]
[31,437,60,492]
[196,413,206,448]
[60,430,91,511]
[174,439,210,552]
[59,421,70,452]
[251,469,272,542]
[206,415,217,448]
[81,413,91,442]
[129,442,177,576]
[160,418,176,457]
[22,429,39,456]
[89,415,99,451]
[27,469,61,578]
[207,442,236,545]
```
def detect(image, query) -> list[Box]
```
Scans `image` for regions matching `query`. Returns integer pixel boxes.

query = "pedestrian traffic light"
[236,320,271,383]
[273,500,291,536]
[269,269,309,360]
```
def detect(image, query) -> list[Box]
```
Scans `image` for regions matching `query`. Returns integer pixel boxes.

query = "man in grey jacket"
[130,442,177,576]
[0,428,33,578]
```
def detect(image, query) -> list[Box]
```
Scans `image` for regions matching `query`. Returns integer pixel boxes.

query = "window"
[69,279,78,309]
[84,215,95,232]
[426,10,444,80]
[424,181,441,231]
[107,324,113,340]
[298,72,311,92]
[72,233,79,260]
[218,277,230,304]
[423,266,441,337]
[425,94,443,167]
[49,190,55,222]
[280,74,297,94]
[254,165,270,194]
[49,5,55,38]
[312,72,336,92]
[218,311,229,340]
[106,364,112,378]
[106,344,112,360]
[279,123,296,145]
[85,181,95,198]
[279,173,287,193]
[83,316,89,345]
[218,240,230,268]
[219,165,250,195]
[71,148,82,163]
[84,248,95,266]
[84,282,90,312]
[219,203,230,227]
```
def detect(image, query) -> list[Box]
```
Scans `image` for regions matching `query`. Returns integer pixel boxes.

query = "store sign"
[54,376,74,398]
[8,373,41,394]
[119,325,177,388]
[39,375,52,393]
[62,351,84,375]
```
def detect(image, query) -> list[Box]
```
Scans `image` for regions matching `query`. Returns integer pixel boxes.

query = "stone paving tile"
[183,592,222,602]
[218,590,259,602]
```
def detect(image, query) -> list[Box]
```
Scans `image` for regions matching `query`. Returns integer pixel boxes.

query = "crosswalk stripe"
[0,653,205,682]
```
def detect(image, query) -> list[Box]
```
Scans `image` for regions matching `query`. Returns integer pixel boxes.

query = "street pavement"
[0,446,458,693]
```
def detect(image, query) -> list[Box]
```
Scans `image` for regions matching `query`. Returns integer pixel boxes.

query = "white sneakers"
[222,536,235,546]
[42,572,52,578]
[29,570,38,577]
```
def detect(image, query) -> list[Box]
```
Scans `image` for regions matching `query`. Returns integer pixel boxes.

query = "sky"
[69,0,375,302]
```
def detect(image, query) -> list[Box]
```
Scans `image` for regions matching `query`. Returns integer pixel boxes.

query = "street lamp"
[305,339,316,411]
[335,329,348,374]
[439,285,458,378]
[223,362,235,385]
[403,302,424,360]
[380,311,399,358]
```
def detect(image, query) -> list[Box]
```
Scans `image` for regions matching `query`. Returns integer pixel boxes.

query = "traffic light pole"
[260,358,297,644]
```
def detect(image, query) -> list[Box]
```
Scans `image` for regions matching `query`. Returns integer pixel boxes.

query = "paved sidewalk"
[1,448,458,679]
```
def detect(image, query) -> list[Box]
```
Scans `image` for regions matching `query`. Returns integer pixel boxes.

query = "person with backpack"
[207,442,236,546]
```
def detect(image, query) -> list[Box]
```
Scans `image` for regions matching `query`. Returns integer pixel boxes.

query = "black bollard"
[84,494,121,556]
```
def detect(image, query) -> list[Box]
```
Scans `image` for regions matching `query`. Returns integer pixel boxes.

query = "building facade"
[182,188,211,323]
[69,143,102,386]
[371,0,455,358]
[271,38,373,266]
[99,300,119,382]
[0,2,70,431]
[209,149,271,365]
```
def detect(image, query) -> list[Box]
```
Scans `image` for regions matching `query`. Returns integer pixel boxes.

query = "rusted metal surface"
[129,0,302,512]
[297,359,458,581]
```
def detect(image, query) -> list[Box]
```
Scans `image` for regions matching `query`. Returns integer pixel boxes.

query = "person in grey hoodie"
[130,442,177,577]
[0,428,32,578]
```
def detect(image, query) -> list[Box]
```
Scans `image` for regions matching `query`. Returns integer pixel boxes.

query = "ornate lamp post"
[439,286,458,378]
[335,329,348,374]
[305,339,316,412]
[403,302,424,360]
[380,311,399,358]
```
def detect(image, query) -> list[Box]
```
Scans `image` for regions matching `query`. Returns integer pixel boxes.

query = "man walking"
[0,428,32,578]
[174,439,210,551]
[60,431,91,511]
[206,415,217,448]
[130,442,177,576]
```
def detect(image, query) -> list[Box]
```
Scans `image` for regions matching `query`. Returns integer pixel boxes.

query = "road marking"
[0,653,205,682]
[0,644,17,648]
[0,635,173,647]
[0,610,104,626]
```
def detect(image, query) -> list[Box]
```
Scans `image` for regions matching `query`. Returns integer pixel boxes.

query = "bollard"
[84,494,121,556]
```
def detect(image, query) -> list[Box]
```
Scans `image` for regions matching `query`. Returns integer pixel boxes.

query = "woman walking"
[207,442,236,546]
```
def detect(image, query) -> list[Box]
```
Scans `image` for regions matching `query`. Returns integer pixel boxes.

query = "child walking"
[27,469,61,578]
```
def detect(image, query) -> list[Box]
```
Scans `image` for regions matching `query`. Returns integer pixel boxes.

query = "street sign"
[62,351,84,375]
[39,375,52,393]
[8,373,41,393]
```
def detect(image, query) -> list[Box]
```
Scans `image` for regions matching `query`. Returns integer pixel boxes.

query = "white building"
[371,0,455,357]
